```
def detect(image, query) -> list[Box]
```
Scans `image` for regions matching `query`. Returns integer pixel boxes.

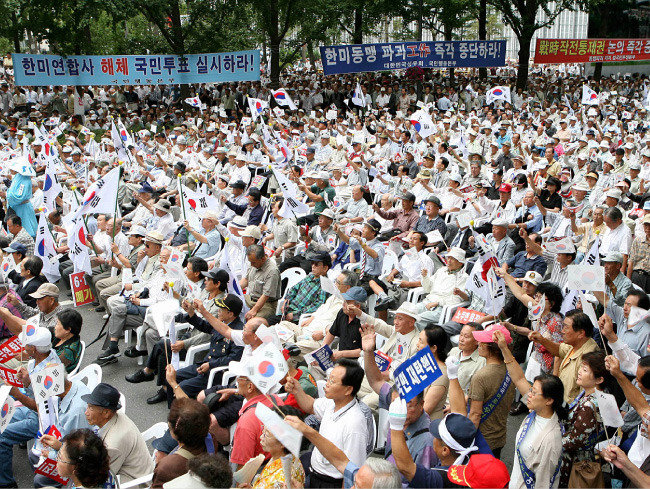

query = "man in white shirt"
[601,206,632,268]
[286,358,369,486]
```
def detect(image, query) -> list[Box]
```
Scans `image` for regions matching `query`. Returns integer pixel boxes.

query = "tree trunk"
[445,25,454,85]
[307,40,315,68]
[269,0,281,88]
[169,1,189,98]
[353,4,363,44]
[516,31,533,89]
[10,11,20,53]
[84,25,92,54]
[478,0,487,79]
[417,0,423,41]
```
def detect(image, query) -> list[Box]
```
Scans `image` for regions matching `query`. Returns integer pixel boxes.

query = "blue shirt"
[607,301,650,358]
[349,237,385,277]
[59,380,92,436]
[507,251,548,278]
[514,205,543,233]
[191,228,222,260]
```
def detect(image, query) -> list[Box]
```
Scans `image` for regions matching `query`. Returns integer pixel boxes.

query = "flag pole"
[72,190,104,273]
[110,167,123,263]
[177,177,193,257]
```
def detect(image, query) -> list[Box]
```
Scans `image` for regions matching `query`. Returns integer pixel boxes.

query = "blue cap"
[341,286,367,302]
[139,182,154,193]
[429,413,477,449]
[3,242,26,255]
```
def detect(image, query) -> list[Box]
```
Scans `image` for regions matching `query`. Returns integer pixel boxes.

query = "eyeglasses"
[56,451,72,464]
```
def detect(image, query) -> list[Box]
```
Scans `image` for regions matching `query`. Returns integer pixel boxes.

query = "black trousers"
[632,270,650,292]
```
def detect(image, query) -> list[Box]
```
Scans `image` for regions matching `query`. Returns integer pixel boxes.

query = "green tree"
[489,0,574,88]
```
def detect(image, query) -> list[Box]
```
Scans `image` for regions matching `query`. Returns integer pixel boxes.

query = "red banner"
[451,307,486,325]
[69,271,94,307]
[0,336,23,363]
[0,365,22,387]
[34,457,68,486]
[535,38,650,64]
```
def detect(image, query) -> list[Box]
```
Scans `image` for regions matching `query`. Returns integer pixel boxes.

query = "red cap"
[448,454,510,488]
[472,323,512,344]
[498,183,512,193]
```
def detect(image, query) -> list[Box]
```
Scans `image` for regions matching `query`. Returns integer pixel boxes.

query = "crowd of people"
[0,59,648,489]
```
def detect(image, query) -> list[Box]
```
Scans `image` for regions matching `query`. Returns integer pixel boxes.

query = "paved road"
[12,295,525,486]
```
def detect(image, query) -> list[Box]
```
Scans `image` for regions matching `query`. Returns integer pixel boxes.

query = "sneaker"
[125,369,155,383]
[147,388,167,405]
[96,346,120,362]
[96,356,119,367]
[374,296,395,311]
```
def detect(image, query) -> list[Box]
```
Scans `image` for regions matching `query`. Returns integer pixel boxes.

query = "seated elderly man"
[97,231,164,365]
[376,231,434,311]
[279,209,338,274]
[182,210,223,261]
[416,247,469,327]
[339,185,370,225]
[78,383,154,484]
[268,251,331,325]
[522,233,576,290]
[0,327,90,488]
[504,230,547,278]
[483,218,516,265]
[0,282,64,336]
[284,270,357,359]
[602,252,633,307]
[241,244,282,320]
[350,302,421,409]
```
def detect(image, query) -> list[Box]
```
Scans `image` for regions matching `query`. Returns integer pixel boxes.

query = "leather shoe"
[95,306,106,312]
[124,347,148,358]
[126,369,154,384]
[374,296,395,311]
[147,389,167,405]
[509,400,528,416]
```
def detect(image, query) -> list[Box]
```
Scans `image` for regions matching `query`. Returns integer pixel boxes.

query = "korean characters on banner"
[535,38,650,64]
[13,51,260,86]
[320,40,506,75]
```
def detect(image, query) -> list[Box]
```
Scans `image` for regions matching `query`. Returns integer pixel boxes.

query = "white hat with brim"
[390,302,420,321]
[19,326,52,348]
[446,246,466,264]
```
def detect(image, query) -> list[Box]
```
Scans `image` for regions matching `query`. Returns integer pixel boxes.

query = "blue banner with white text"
[12,51,260,86]
[320,40,506,75]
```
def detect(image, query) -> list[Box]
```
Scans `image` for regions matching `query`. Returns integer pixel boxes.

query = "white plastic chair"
[406,287,425,303]
[141,421,168,462]
[69,341,86,377]
[207,366,231,389]
[439,301,470,324]
[276,268,307,314]
[179,342,211,369]
[70,364,102,391]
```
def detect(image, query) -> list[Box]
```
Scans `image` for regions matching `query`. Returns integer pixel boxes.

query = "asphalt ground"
[11,292,525,487]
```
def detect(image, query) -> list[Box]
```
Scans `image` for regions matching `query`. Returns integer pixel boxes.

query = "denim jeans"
[0,406,39,485]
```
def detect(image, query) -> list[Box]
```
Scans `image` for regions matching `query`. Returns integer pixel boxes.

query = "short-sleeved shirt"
[349,237,385,277]
[192,228,221,260]
[312,184,336,214]
[245,258,281,301]
[467,363,516,451]
[558,338,599,403]
[329,310,362,352]
[272,218,299,258]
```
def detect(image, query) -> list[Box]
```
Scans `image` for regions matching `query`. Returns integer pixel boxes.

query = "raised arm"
[361,324,387,394]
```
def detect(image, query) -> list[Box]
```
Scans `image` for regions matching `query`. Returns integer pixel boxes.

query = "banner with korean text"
[12,51,260,86]
[535,39,650,64]
[320,40,506,75]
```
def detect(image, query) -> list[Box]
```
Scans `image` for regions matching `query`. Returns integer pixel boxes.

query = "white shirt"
[509,414,560,489]
[398,248,434,282]
[601,222,632,256]
[310,398,369,479]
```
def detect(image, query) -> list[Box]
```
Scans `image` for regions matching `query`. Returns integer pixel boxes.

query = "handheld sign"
[69,271,94,306]
[0,366,23,387]
[255,403,303,457]
[310,344,334,372]
[375,351,392,372]
[451,308,486,324]
[34,458,68,486]
[394,347,442,402]
[0,336,23,363]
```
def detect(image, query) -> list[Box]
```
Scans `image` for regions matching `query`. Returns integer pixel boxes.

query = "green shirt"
[311,184,335,214]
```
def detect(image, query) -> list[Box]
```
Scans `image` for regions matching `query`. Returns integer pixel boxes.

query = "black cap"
[81,383,122,411]
[365,218,382,234]
[214,293,243,317]
[231,180,246,189]
[201,268,230,286]
[309,251,332,268]
[423,195,442,208]
[306,146,316,154]
[401,191,416,202]
[174,161,186,172]
[248,187,262,200]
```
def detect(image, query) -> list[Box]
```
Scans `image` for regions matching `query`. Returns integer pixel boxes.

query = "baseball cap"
[423,195,442,208]
[429,414,478,465]
[30,283,60,299]
[341,286,367,302]
[214,294,243,317]
[522,271,543,286]
[308,251,332,268]
[139,182,154,194]
[3,242,26,255]
[472,323,512,344]
[498,183,512,193]
[127,225,147,237]
[448,454,510,488]
[602,252,624,264]
[19,325,52,348]
[240,226,262,240]
[606,189,622,200]
[201,268,229,285]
